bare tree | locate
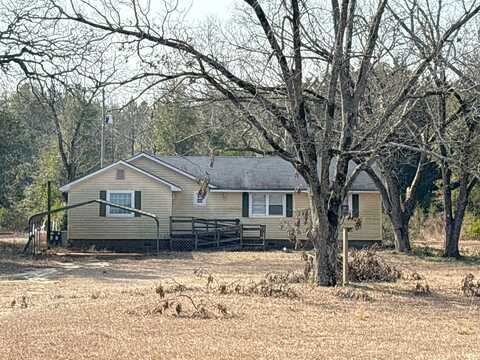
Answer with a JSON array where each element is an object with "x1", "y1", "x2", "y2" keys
[
  {"x1": 428, "y1": 81, "x2": 479, "y2": 258},
  {"x1": 383, "y1": 0, "x2": 480, "y2": 257},
  {"x1": 29, "y1": 79, "x2": 102, "y2": 182},
  {"x1": 43, "y1": 0, "x2": 480, "y2": 285}
]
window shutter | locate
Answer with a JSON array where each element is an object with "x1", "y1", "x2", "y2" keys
[
  {"x1": 242, "y1": 192, "x2": 249, "y2": 217},
  {"x1": 352, "y1": 194, "x2": 360, "y2": 217},
  {"x1": 286, "y1": 194, "x2": 293, "y2": 217},
  {"x1": 134, "y1": 191, "x2": 141, "y2": 217},
  {"x1": 99, "y1": 190, "x2": 107, "y2": 217}
]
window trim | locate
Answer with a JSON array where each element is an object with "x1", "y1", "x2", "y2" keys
[
  {"x1": 249, "y1": 193, "x2": 286, "y2": 218},
  {"x1": 106, "y1": 190, "x2": 135, "y2": 217},
  {"x1": 343, "y1": 192, "x2": 360, "y2": 217},
  {"x1": 351, "y1": 193, "x2": 360, "y2": 217}
]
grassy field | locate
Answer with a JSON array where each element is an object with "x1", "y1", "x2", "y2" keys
[{"x1": 1, "y1": 235, "x2": 480, "y2": 359}]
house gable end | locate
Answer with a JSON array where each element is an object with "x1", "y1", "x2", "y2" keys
[{"x1": 59, "y1": 161, "x2": 182, "y2": 192}]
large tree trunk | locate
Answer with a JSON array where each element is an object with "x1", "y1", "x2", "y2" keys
[
  {"x1": 391, "y1": 217, "x2": 411, "y2": 252},
  {"x1": 309, "y1": 190, "x2": 338, "y2": 286},
  {"x1": 382, "y1": 171, "x2": 413, "y2": 252},
  {"x1": 444, "y1": 221, "x2": 461, "y2": 258},
  {"x1": 443, "y1": 172, "x2": 470, "y2": 258},
  {"x1": 390, "y1": 206, "x2": 412, "y2": 252}
]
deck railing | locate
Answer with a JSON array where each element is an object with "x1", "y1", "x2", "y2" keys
[{"x1": 169, "y1": 216, "x2": 265, "y2": 250}]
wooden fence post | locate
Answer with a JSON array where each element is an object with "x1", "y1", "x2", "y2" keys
[
  {"x1": 239, "y1": 225, "x2": 243, "y2": 248},
  {"x1": 343, "y1": 227, "x2": 349, "y2": 286},
  {"x1": 46, "y1": 181, "x2": 51, "y2": 250}
]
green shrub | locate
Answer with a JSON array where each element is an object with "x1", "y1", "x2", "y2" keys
[{"x1": 463, "y1": 214, "x2": 480, "y2": 240}]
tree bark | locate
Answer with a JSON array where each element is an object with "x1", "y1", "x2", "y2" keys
[
  {"x1": 390, "y1": 211, "x2": 411, "y2": 252},
  {"x1": 443, "y1": 222, "x2": 461, "y2": 258},
  {"x1": 364, "y1": 163, "x2": 420, "y2": 253},
  {"x1": 309, "y1": 188, "x2": 338, "y2": 286},
  {"x1": 442, "y1": 169, "x2": 473, "y2": 258}
]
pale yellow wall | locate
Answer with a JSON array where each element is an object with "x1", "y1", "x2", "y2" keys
[
  {"x1": 67, "y1": 165, "x2": 172, "y2": 240},
  {"x1": 240, "y1": 192, "x2": 309, "y2": 239},
  {"x1": 346, "y1": 192, "x2": 383, "y2": 241},
  {"x1": 129, "y1": 156, "x2": 382, "y2": 241}
]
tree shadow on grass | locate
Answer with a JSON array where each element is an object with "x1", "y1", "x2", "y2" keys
[
  {"x1": 409, "y1": 245, "x2": 480, "y2": 265},
  {"x1": 350, "y1": 282, "x2": 474, "y2": 310}
]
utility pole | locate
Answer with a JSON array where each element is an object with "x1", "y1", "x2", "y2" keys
[
  {"x1": 100, "y1": 88, "x2": 105, "y2": 168},
  {"x1": 342, "y1": 227, "x2": 349, "y2": 286}
]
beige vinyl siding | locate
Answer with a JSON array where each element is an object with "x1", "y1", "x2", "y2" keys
[
  {"x1": 130, "y1": 156, "x2": 309, "y2": 239},
  {"x1": 67, "y1": 165, "x2": 172, "y2": 240},
  {"x1": 130, "y1": 156, "x2": 382, "y2": 241},
  {"x1": 346, "y1": 192, "x2": 383, "y2": 241},
  {"x1": 66, "y1": 156, "x2": 383, "y2": 242},
  {"x1": 130, "y1": 157, "x2": 242, "y2": 218},
  {"x1": 241, "y1": 192, "x2": 309, "y2": 239}
]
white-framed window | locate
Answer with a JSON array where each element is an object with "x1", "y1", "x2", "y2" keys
[
  {"x1": 107, "y1": 190, "x2": 135, "y2": 217},
  {"x1": 193, "y1": 191, "x2": 207, "y2": 206},
  {"x1": 342, "y1": 192, "x2": 360, "y2": 217},
  {"x1": 249, "y1": 193, "x2": 286, "y2": 217}
]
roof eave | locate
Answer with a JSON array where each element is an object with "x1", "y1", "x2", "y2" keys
[{"x1": 209, "y1": 189, "x2": 309, "y2": 193}]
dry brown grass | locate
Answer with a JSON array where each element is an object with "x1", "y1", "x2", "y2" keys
[{"x1": 1, "y1": 240, "x2": 480, "y2": 360}]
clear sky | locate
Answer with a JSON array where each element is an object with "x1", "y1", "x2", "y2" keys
[{"x1": 184, "y1": 0, "x2": 236, "y2": 19}]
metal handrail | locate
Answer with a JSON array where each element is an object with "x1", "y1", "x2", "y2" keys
[{"x1": 25, "y1": 199, "x2": 161, "y2": 255}]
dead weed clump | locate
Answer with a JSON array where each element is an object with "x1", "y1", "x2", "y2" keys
[
  {"x1": 461, "y1": 274, "x2": 480, "y2": 297},
  {"x1": 413, "y1": 282, "x2": 432, "y2": 296},
  {"x1": 133, "y1": 281, "x2": 232, "y2": 320},
  {"x1": 10, "y1": 295, "x2": 28, "y2": 309},
  {"x1": 344, "y1": 247, "x2": 401, "y2": 283},
  {"x1": 195, "y1": 268, "x2": 299, "y2": 299},
  {"x1": 265, "y1": 271, "x2": 305, "y2": 284},
  {"x1": 242, "y1": 279, "x2": 298, "y2": 298},
  {"x1": 403, "y1": 271, "x2": 424, "y2": 281},
  {"x1": 148, "y1": 294, "x2": 232, "y2": 320},
  {"x1": 334, "y1": 287, "x2": 372, "y2": 302},
  {"x1": 155, "y1": 280, "x2": 189, "y2": 298}
]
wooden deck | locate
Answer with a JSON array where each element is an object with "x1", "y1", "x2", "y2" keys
[{"x1": 169, "y1": 217, "x2": 266, "y2": 250}]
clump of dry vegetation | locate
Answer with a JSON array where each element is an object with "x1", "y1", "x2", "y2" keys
[
  {"x1": 10, "y1": 295, "x2": 28, "y2": 309},
  {"x1": 150, "y1": 293, "x2": 231, "y2": 319},
  {"x1": 413, "y1": 282, "x2": 432, "y2": 296},
  {"x1": 265, "y1": 271, "x2": 305, "y2": 284},
  {"x1": 301, "y1": 247, "x2": 401, "y2": 283},
  {"x1": 136, "y1": 268, "x2": 303, "y2": 320},
  {"x1": 130, "y1": 282, "x2": 232, "y2": 319},
  {"x1": 343, "y1": 247, "x2": 401, "y2": 282},
  {"x1": 334, "y1": 287, "x2": 372, "y2": 302},
  {"x1": 403, "y1": 271, "x2": 424, "y2": 281},
  {"x1": 461, "y1": 273, "x2": 480, "y2": 297},
  {"x1": 196, "y1": 268, "x2": 299, "y2": 299},
  {"x1": 155, "y1": 279, "x2": 189, "y2": 297}
]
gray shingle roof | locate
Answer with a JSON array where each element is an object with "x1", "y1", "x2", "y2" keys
[{"x1": 152, "y1": 155, "x2": 378, "y2": 191}]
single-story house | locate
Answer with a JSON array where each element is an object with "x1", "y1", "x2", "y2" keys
[{"x1": 59, "y1": 152, "x2": 382, "y2": 250}]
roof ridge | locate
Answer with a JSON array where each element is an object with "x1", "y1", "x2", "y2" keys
[
  {"x1": 126, "y1": 161, "x2": 181, "y2": 189},
  {"x1": 156, "y1": 155, "x2": 281, "y2": 159}
]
